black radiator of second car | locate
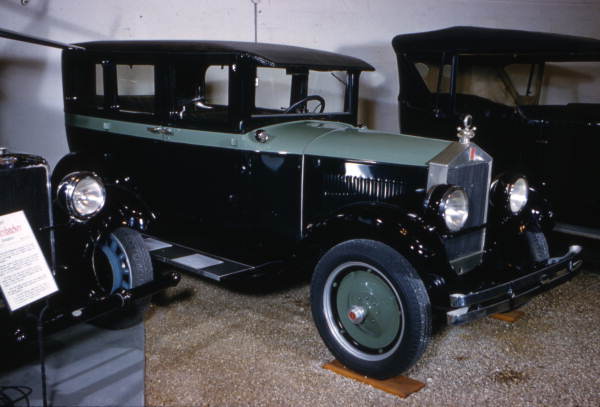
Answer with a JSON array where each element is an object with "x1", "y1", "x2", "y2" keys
[{"x1": 0, "y1": 151, "x2": 53, "y2": 265}]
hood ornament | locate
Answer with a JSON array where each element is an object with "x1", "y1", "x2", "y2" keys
[{"x1": 457, "y1": 115, "x2": 476, "y2": 145}]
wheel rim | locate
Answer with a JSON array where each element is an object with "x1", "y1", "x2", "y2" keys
[
  {"x1": 323, "y1": 261, "x2": 404, "y2": 361},
  {"x1": 99, "y1": 233, "x2": 133, "y2": 293}
]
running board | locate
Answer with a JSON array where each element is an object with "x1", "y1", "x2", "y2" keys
[
  {"x1": 554, "y1": 223, "x2": 600, "y2": 240},
  {"x1": 142, "y1": 236, "x2": 254, "y2": 281}
]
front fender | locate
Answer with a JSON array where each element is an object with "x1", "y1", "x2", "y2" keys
[
  {"x1": 302, "y1": 202, "x2": 451, "y2": 281},
  {"x1": 52, "y1": 152, "x2": 155, "y2": 233},
  {"x1": 52, "y1": 152, "x2": 155, "y2": 273}
]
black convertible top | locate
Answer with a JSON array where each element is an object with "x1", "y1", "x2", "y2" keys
[
  {"x1": 392, "y1": 26, "x2": 600, "y2": 56},
  {"x1": 75, "y1": 40, "x2": 374, "y2": 71}
]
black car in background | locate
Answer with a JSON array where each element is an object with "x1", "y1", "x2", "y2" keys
[
  {"x1": 393, "y1": 26, "x2": 600, "y2": 240},
  {"x1": 0, "y1": 28, "x2": 584, "y2": 379}
]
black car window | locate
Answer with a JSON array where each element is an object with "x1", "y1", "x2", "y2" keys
[
  {"x1": 116, "y1": 64, "x2": 155, "y2": 114},
  {"x1": 415, "y1": 62, "x2": 451, "y2": 94},
  {"x1": 174, "y1": 64, "x2": 230, "y2": 123},
  {"x1": 95, "y1": 63, "x2": 104, "y2": 109},
  {"x1": 455, "y1": 64, "x2": 515, "y2": 107},
  {"x1": 540, "y1": 61, "x2": 600, "y2": 105},
  {"x1": 308, "y1": 70, "x2": 347, "y2": 113}
]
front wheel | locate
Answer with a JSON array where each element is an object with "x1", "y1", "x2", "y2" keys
[
  {"x1": 91, "y1": 227, "x2": 154, "y2": 329},
  {"x1": 311, "y1": 239, "x2": 431, "y2": 379}
]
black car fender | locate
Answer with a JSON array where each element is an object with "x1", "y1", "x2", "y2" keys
[
  {"x1": 52, "y1": 152, "x2": 155, "y2": 269},
  {"x1": 301, "y1": 202, "x2": 452, "y2": 282}
]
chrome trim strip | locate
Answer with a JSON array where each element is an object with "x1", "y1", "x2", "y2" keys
[{"x1": 300, "y1": 154, "x2": 305, "y2": 238}]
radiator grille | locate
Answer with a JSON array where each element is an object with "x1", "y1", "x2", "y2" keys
[
  {"x1": 427, "y1": 142, "x2": 492, "y2": 272},
  {"x1": 324, "y1": 174, "x2": 405, "y2": 201},
  {"x1": 447, "y1": 161, "x2": 490, "y2": 229},
  {"x1": 0, "y1": 165, "x2": 52, "y2": 263}
]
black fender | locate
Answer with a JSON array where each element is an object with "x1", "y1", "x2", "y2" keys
[
  {"x1": 487, "y1": 180, "x2": 555, "y2": 268},
  {"x1": 51, "y1": 152, "x2": 156, "y2": 296},
  {"x1": 301, "y1": 202, "x2": 452, "y2": 284},
  {"x1": 52, "y1": 152, "x2": 156, "y2": 233}
]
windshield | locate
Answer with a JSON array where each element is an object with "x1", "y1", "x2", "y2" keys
[
  {"x1": 455, "y1": 60, "x2": 600, "y2": 107},
  {"x1": 252, "y1": 67, "x2": 349, "y2": 116},
  {"x1": 415, "y1": 58, "x2": 600, "y2": 108}
]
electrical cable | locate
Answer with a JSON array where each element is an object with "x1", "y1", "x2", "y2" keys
[{"x1": 36, "y1": 302, "x2": 49, "y2": 407}]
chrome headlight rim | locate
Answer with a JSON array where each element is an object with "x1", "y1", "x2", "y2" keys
[
  {"x1": 508, "y1": 177, "x2": 529, "y2": 214},
  {"x1": 426, "y1": 184, "x2": 470, "y2": 233},
  {"x1": 491, "y1": 173, "x2": 530, "y2": 216},
  {"x1": 57, "y1": 171, "x2": 106, "y2": 222}
]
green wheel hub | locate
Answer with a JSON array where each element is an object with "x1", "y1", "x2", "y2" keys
[
  {"x1": 324, "y1": 261, "x2": 404, "y2": 361},
  {"x1": 335, "y1": 269, "x2": 401, "y2": 350}
]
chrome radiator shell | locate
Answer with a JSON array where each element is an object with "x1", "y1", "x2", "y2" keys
[{"x1": 427, "y1": 142, "x2": 492, "y2": 273}]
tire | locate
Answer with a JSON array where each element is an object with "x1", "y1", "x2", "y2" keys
[
  {"x1": 311, "y1": 239, "x2": 431, "y2": 379},
  {"x1": 91, "y1": 227, "x2": 153, "y2": 329}
]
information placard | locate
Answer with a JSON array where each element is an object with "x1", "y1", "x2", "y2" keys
[{"x1": 0, "y1": 210, "x2": 58, "y2": 311}]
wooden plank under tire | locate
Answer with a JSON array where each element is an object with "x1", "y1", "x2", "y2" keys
[{"x1": 322, "y1": 360, "x2": 426, "y2": 398}]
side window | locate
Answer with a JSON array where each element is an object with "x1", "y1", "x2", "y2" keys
[
  {"x1": 255, "y1": 67, "x2": 290, "y2": 112},
  {"x1": 308, "y1": 71, "x2": 347, "y2": 113},
  {"x1": 253, "y1": 67, "x2": 349, "y2": 115},
  {"x1": 455, "y1": 64, "x2": 515, "y2": 106},
  {"x1": 415, "y1": 62, "x2": 451, "y2": 93},
  {"x1": 174, "y1": 64, "x2": 230, "y2": 123},
  {"x1": 116, "y1": 64, "x2": 155, "y2": 114},
  {"x1": 94, "y1": 63, "x2": 105, "y2": 110}
]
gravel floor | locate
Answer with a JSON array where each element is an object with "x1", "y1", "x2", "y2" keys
[{"x1": 145, "y1": 268, "x2": 600, "y2": 406}]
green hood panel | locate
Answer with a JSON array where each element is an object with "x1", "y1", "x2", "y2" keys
[
  {"x1": 66, "y1": 115, "x2": 451, "y2": 167},
  {"x1": 249, "y1": 121, "x2": 452, "y2": 167},
  {"x1": 240, "y1": 120, "x2": 353, "y2": 155}
]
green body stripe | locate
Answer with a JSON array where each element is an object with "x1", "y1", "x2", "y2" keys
[{"x1": 66, "y1": 114, "x2": 451, "y2": 166}]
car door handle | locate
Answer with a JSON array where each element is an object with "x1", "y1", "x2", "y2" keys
[
  {"x1": 160, "y1": 127, "x2": 173, "y2": 136},
  {"x1": 147, "y1": 127, "x2": 162, "y2": 134}
]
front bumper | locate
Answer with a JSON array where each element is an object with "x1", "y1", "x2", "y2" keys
[{"x1": 447, "y1": 246, "x2": 583, "y2": 325}]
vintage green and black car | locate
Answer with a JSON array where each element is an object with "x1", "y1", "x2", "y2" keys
[{"x1": 0, "y1": 29, "x2": 579, "y2": 378}]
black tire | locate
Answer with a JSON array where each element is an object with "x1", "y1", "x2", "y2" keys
[
  {"x1": 311, "y1": 239, "x2": 431, "y2": 379},
  {"x1": 91, "y1": 227, "x2": 153, "y2": 329}
]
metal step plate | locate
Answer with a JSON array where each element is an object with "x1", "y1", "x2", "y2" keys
[{"x1": 143, "y1": 236, "x2": 254, "y2": 281}]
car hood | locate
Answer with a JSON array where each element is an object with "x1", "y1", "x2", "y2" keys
[{"x1": 244, "y1": 120, "x2": 452, "y2": 167}]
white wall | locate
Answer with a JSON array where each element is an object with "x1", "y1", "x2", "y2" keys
[{"x1": 1, "y1": 0, "x2": 599, "y2": 167}]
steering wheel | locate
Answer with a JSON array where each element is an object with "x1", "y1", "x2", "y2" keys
[{"x1": 284, "y1": 95, "x2": 325, "y2": 114}]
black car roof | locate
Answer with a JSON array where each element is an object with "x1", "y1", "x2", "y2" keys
[
  {"x1": 392, "y1": 26, "x2": 600, "y2": 56},
  {"x1": 74, "y1": 40, "x2": 375, "y2": 71}
]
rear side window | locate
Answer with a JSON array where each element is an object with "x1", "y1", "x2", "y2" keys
[
  {"x1": 173, "y1": 64, "x2": 230, "y2": 124},
  {"x1": 116, "y1": 64, "x2": 155, "y2": 114}
]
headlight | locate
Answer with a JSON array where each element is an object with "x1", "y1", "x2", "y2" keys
[
  {"x1": 508, "y1": 177, "x2": 528, "y2": 214},
  {"x1": 441, "y1": 187, "x2": 469, "y2": 232},
  {"x1": 427, "y1": 185, "x2": 470, "y2": 232},
  {"x1": 58, "y1": 172, "x2": 106, "y2": 221},
  {"x1": 491, "y1": 174, "x2": 529, "y2": 215}
]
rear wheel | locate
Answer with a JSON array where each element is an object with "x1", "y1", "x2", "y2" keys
[
  {"x1": 92, "y1": 227, "x2": 153, "y2": 329},
  {"x1": 311, "y1": 239, "x2": 431, "y2": 379}
]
